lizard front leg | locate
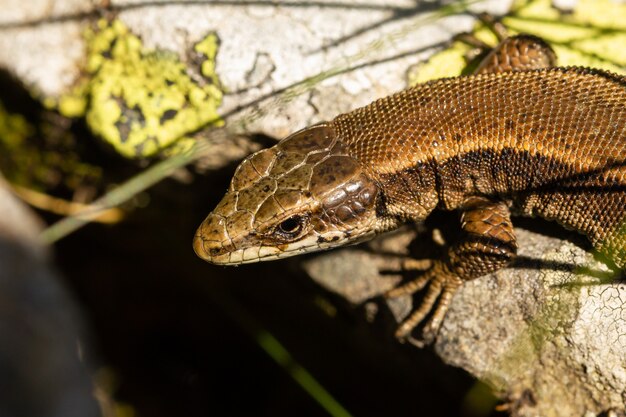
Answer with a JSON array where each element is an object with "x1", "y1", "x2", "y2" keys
[{"x1": 387, "y1": 197, "x2": 517, "y2": 344}]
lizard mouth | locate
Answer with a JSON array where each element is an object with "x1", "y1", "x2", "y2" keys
[
  {"x1": 192, "y1": 232, "x2": 319, "y2": 265},
  {"x1": 193, "y1": 227, "x2": 378, "y2": 265},
  {"x1": 192, "y1": 235, "x2": 282, "y2": 265}
]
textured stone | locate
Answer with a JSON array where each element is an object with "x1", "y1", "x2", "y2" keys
[{"x1": 304, "y1": 225, "x2": 626, "y2": 417}]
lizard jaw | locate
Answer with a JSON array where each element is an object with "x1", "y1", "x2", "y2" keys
[{"x1": 193, "y1": 228, "x2": 378, "y2": 265}]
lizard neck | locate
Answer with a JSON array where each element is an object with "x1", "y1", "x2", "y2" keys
[{"x1": 369, "y1": 161, "x2": 440, "y2": 222}]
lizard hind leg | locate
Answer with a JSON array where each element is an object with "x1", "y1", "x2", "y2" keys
[
  {"x1": 387, "y1": 197, "x2": 518, "y2": 345},
  {"x1": 455, "y1": 13, "x2": 556, "y2": 75},
  {"x1": 473, "y1": 33, "x2": 557, "y2": 74}
]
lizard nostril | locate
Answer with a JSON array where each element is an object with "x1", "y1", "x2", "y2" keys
[
  {"x1": 193, "y1": 236, "x2": 211, "y2": 261},
  {"x1": 193, "y1": 236, "x2": 227, "y2": 261}
]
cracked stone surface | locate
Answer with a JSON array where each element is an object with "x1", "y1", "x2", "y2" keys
[
  {"x1": 0, "y1": 0, "x2": 91, "y2": 97},
  {"x1": 0, "y1": 0, "x2": 510, "y2": 138},
  {"x1": 304, "y1": 226, "x2": 626, "y2": 417}
]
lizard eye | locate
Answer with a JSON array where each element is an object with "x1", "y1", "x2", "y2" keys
[{"x1": 275, "y1": 215, "x2": 308, "y2": 239}]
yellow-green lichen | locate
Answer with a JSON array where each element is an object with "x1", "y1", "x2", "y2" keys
[
  {"x1": 409, "y1": 0, "x2": 626, "y2": 85},
  {"x1": 194, "y1": 34, "x2": 221, "y2": 81},
  {"x1": 60, "y1": 19, "x2": 223, "y2": 159}
]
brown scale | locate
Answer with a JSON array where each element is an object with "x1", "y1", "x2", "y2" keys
[
  {"x1": 195, "y1": 34, "x2": 625, "y2": 344},
  {"x1": 329, "y1": 35, "x2": 625, "y2": 342}
]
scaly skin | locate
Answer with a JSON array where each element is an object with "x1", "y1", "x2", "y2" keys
[{"x1": 193, "y1": 35, "x2": 626, "y2": 343}]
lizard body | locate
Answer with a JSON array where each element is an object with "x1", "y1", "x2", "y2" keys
[{"x1": 194, "y1": 35, "x2": 625, "y2": 342}]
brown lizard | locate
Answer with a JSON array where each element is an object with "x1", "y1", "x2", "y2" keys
[{"x1": 193, "y1": 33, "x2": 626, "y2": 343}]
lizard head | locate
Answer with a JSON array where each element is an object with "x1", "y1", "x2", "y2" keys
[{"x1": 193, "y1": 123, "x2": 386, "y2": 264}]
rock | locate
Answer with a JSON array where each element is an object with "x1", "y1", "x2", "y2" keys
[
  {"x1": 0, "y1": 177, "x2": 98, "y2": 417},
  {"x1": 304, "y1": 224, "x2": 626, "y2": 417},
  {"x1": 0, "y1": 0, "x2": 510, "y2": 162}
]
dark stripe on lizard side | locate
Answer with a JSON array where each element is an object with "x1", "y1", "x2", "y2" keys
[
  {"x1": 374, "y1": 148, "x2": 626, "y2": 266},
  {"x1": 377, "y1": 149, "x2": 626, "y2": 202}
]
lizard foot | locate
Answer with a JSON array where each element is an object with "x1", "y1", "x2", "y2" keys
[{"x1": 386, "y1": 260, "x2": 463, "y2": 346}]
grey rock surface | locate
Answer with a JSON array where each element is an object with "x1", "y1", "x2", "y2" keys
[
  {"x1": 0, "y1": 0, "x2": 91, "y2": 97},
  {"x1": 0, "y1": 0, "x2": 505, "y2": 171},
  {"x1": 304, "y1": 226, "x2": 626, "y2": 417},
  {"x1": 0, "y1": 0, "x2": 510, "y2": 139}
]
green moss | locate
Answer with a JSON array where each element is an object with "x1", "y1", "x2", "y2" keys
[
  {"x1": 0, "y1": 99, "x2": 101, "y2": 190},
  {"x1": 59, "y1": 19, "x2": 224, "y2": 159},
  {"x1": 0, "y1": 101, "x2": 34, "y2": 148}
]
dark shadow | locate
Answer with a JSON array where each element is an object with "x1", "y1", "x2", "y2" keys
[
  {"x1": 0, "y1": 68, "x2": 44, "y2": 118},
  {"x1": 358, "y1": 204, "x2": 623, "y2": 299}
]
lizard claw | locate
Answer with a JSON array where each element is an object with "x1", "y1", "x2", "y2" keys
[{"x1": 386, "y1": 260, "x2": 463, "y2": 344}]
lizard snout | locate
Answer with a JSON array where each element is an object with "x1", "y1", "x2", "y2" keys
[
  {"x1": 193, "y1": 213, "x2": 234, "y2": 263},
  {"x1": 192, "y1": 234, "x2": 211, "y2": 261}
]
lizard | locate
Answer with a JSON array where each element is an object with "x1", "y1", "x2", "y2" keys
[{"x1": 193, "y1": 32, "x2": 626, "y2": 344}]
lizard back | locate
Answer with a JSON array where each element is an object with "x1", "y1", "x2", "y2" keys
[{"x1": 331, "y1": 67, "x2": 626, "y2": 266}]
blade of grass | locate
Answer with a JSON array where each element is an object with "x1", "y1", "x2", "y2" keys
[
  {"x1": 257, "y1": 330, "x2": 353, "y2": 417},
  {"x1": 40, "y1": 0, "x2": 481, "y2": 244},
  {"x1": 204, "y1": 284, "x2": 354, "y2": 417},
  {"x1": 40, "y1": 141, "x2": 202, "y2": 244}
]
